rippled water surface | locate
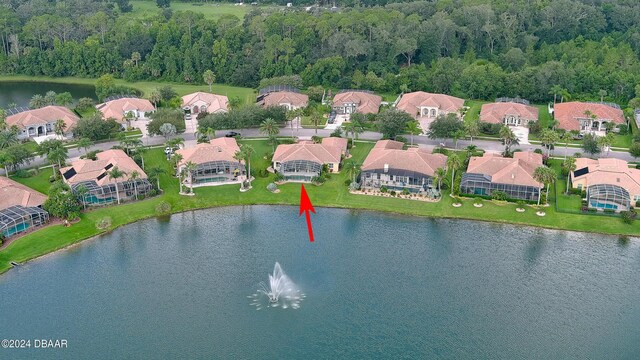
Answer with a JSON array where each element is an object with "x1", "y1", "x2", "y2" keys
[{"x1": 1, "y1": 206, "x2": 639, "y2": 359}]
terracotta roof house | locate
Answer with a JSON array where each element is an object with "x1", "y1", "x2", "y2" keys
[
  {"x1": 397, "y1": 92, "x2": 464, "y2": 119},
  {"x1": 257, "y1": 91, "x2": 309, "y2": 110},
  {"x1": 60, "y1": 149, "x2": 152, "y2": 206},
  {"x1": 332, "y1": 91, "x2": 382, "y2": 115},
  {"x1": 5, "y1": 106, "x2": 80, "y2": 139},
  {"x1": 360, "y1": 140, "x2": 447, "y2": 193},
  {"x1": 571, "y1": 158, "x2": 640, "y2": 212},
  {"x1": 96, "y1": 97, "x2": 155, "y2": 123},
  {"x1": 175, "y1": 137, "x2": 246, "y2": 187},
  {"x1": 460, "y1": 152, "x2": 543, "y2": 201},
  {"x1": 181, "y1": 92, "x2": 229, "y2": 115},
  {"x1": 0, "y1": 177, "x2": 49, "y2": 237},
  {"x1": 480, "y1": 101, "x2": 538, "y2": 127},
  {"x1": 553, "y1": 102, "x2": 624, "y2": 134},
  {"x1": 272, "y1": 138, "x2": 346, "y2": 182}
]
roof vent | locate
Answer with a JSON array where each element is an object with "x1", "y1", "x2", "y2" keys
[
  {"x1": 617, "y1": 178, "x2": 620, "y2": 182},
  {"x1": 384, "y1": 164, "x2": 389, "y2": 173}
]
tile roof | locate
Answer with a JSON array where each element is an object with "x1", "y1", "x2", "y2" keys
[
  {"x1": 5, "y1": 106, "x2": 80, "y2": 131},
  {"x1": 181, "y1": 92, "x2": 229, "y2": 113},
  {"x1": 333, "y1": 91, "x2": 382, "y2": 114},
  {"x1": 396, "y1": 92, "x2": 464, "y2": 117},
  {"x1": 554, "y1": 102, "x2": 624, "y2": 131},
  {"x1": 572, "y1": 158, "x2": 640, "y2": 195},
  {"x1": 466, "y1": 152, "x2": 543, "y2": 188},
  {"x1": 0, "y1": 177, "x2": 47, "y2": 210},
  {"x1": 480, "y1": 102, "x2": 538, "y2": 124},
  {"x1": 96, "y1": 98, "x2": 155, "y2": 121},
  {"x1": 320, "y1": 137, "x2": 348, "y2": 154},
  {"x1": 60, "y1": 149, "x2": 147, "y2": 186},
  {"x1": 175, "y1": 137, "x2": 241, "y2": 167},
  {"x1": 362, "y1": 140, "x2": 447, "y2": 177},
  {"x1": 273, "y1": 141, "x2": 343, "y2": 164},
  {"x1": 259, "y1": 91, "x2": 308, "y2": 108}
]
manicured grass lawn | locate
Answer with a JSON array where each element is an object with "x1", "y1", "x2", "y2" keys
[
  {"x1": 300, "y1": 115, "x2": 327, "y2": 128},
  {"x1": 128, "y1": 1, "x2": 261, "y2": 21},
  {"x1": 463, "y1": 100, "x2": 487, "y2": 123},
  {"x1": 4, "y1": 139, "x2": 640, "y2": 274},
  {"x1": 0, "y1": 75, "x2": 256, "y2": 106},
  {"x1": 11, "y1": 169, "x2": 53, "y2": 194}
]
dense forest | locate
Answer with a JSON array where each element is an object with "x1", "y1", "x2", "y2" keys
[{"x1": 2, "y1": 0, "x2": 640, "y2": 105}]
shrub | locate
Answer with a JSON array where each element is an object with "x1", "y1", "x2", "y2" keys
[
  {"x1": 402, "y1": 188, "x2": 410, "y2": 195},
  {"x1": 474, "y1": 197, "x2": 483, "y2": 205},
  {"x1": 479, "y1": 122, "x2": 502, "y2": 135},
  {"x1": 516, "y1": 200, "x2": 526, "y2": 207},
  {"x1": 274, "y1": 173, "x2": 284, "y2": 182},
  {"x1": 95, "y1": 217, "x2": 112, "y2": 230},
  {"x1": 147, "y1": 189, "x2": 158, "y2": 197},
  {"x1": 344, "y1": 179, "x2": 352, "y2": 186},
  {"x1": 330, "y1": 128, "x2": 343, "y2": 137},
  {"x1": 603, "y1": 208, "x2": 615, "y2": 214},
  {"x1": 380, "y1": 186, "x2": 388, "y2": 193},
  {"x1": 311, "y1": 135, "x2": 322, "y2": 143},
  {"x1": 539, "y1": 193, "x2": 547, "y2": 204},
  {"x1": 155, "y1": 201, "x2": 171, "y2": 216},
  {"x1": 349, "y1": 182, "x2": 361, "y2": 191},
  {"x1": 267, "y1": 183, "x2": 278, "y2": 192},
  {"x1": 257, "y1": 169, "x2": 269, "y2": 178},
  {"x1": 13, "y1": 169, "x2": 31, "y2": 178},
  {"x1": 636, "y1": 200, "x2": 640, "y2": 208},
  {"x1": 389, "y1": 190, "x2": 397, "y2": 196},
  {"x1": 394, "y1": 136, "x2": 408, "y2": 143},
  {"x1": 491, "y1": 190, "x2": 508, "y2": 201},
  {"x1": 533, "y1": 149, "x2": 543, "y2": 154},
  {"x1": 621, "y1": 210, "x2": 636, "y2": 224},
  {"x1": 618, "y1": 125, "x2": 629, "y2": 135},
  {"x1": 85, "y1": 150, "x2": 99, "y2": 160},
  {"x1": 568, "y1": 187, "x2": 582, "y2": 195}
]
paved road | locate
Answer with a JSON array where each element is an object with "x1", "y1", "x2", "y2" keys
[{"x1": 3, "y1": 123, "x2": 635, "y2": 176}]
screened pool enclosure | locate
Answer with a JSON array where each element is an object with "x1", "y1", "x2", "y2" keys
[
  {"x1": 0, "y1": 205, "x2": 49, "y2": 238},
  {"x1": 586, "y1": 184, "x2": 631, "y2": 211},
  {"x1": 72, "y1": 179, "x2": 153, "y2": 206},
  {"x1": 188, "y1": 160, "x2": 245, "y2": 185},
  {"x1": 460, "y1": 173, "x2": 540, "y2": 201},
  {"x1": 277, "y1": 160, "x2": 323, "y2": 182}
]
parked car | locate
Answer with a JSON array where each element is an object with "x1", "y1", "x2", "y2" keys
[
  {"x1": 572, "y1": 133, "x2": 584, "y2": 140},
  {"x1": 225, "y1": 131, "x2": 241, "y2": 138}
]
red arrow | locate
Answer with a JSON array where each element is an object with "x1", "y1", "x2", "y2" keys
[{"x1": 299, "y1": 184, "x2": 316, "y2": 242}]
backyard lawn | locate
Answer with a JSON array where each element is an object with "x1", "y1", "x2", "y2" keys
[
  {"x1": 5, "y1": 139, "x2": 640, "y2": 274},
  {"x1": 128, "y1": 1, "x2": 267, "y2": 21}
]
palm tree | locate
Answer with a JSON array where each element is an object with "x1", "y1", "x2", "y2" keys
[
  {"x1": 184, "y1": 161, "x2": 198, "y2": 194},
  {"x1": 465, "y1": 121, "x2": 480, "y2": 143},
  {"x1": 147, "y1": 166, "x2": 166, "y2": 191},
  {"x1": 75, "y1": 184, "x2": 88, "y2": 210},
  {"x1": 204, "y1": 127, "x2": 216, "y2": 141},
  {"x1": 259, "y1": 118, "x2": 280, "y2": 151},
  {"x1": 533, "y1": 166, "x2": 556, "y2": 205},
  {"x1": 405, "y1": 120, "x2": 421, "y2": 146},
  {"x1": 108, "y1": 166, "x2": 126, "y2": 204},
  {"x1": 539, "y1": 129, "x2": 559, "y2": 156},
  {"x1": 465, "y1": 145, "x2": 478, "y2": 158},
  {"x1": 123, "y1": 111, "x2": 135, "y2": 129},
  {"x1": 434, "y1": 167, "x2": 446, "y2": 191},
  {"x1": 310, "y1": 110, "x2": 323, "y2": 134},
  {"x1": 77, "y1": 137, "x2": 93, "y2": 156},
  {"x1": 499, "y1": 126, "x2": 518, "y2": 154},
  {"x1": 0, "y1": 128, "x2": 19, "y2": 149},
  {"x1": 130, "y1": 170, "x2": 140, "y2": 200},
  {"x1": 170, "y1": 153, "x2": 183, "y2": 173},
  {"x1": 203, "y1": 69, "x2": 216, "y2": 92},
  {"x1": 343, "y1": 160, "x2": 360, "y2": 183},
  {"x1": 236, "y1": 144, "x2": 254, "y2": 188},
  {"x1": 447, "y1": 154, "x2": 462, "y2": 192},
  {"x1": 563, "y1": 157, "x2": 576, "y2": 194},
  {"x1": 54, "y1": 119, "x2": 67, "y2": 136},
  {"x1": 452, "y1": 129, "x2": 466, "y2": 149},
  {"x1": 549, "y1": 85, "x2": 562, "y2": 105},
  {"x1": 149, "y1": 90, "x2": 161, "y2": 108},
  {"x1": 47, "y1": 147, "x2": 68, "y2": 176},
  {"x1": 598, "y1": 89, "x2": 607, "y2": 102},
  {"x1": 598, "y1": 133, "x2": 615, "y2": 156},
  {"x1": 133, "y1": 143, "x2": 147, "y2": 169}
]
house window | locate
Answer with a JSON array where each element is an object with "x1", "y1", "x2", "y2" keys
[
  {"x1": 328, "y1": 163, "x2": 334, "y2": 171},
  {"x1": 577, "y1": 184, "x2": 582, "y2": 189}
]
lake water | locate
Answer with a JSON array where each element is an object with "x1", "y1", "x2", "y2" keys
[
  {"x1": 0, "y1": 81, "x2": 96, "y2": 108},
  {"x1": 0, "y1": 206, "x2": 639, "y2": 359}
]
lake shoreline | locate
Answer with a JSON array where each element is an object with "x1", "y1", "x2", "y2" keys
[{"x1": 2, "y1": 201, "x2": 635, "y2": 276}]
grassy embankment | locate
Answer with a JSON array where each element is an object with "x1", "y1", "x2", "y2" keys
[{"x1": 3, "y1": 139, "x2": 640, "y2": 274}]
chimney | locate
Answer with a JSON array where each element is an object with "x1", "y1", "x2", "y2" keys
[{"x1": 384, "y1": 164, "x2": 389, "y2": 173}]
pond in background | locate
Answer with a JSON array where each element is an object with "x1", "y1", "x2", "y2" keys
[
  {"x1": 0, "y1": 81, "x2": 96, "y2": 108},
  {"x1": 0, "y1": 206, "x2": 639, "y2": 359}
]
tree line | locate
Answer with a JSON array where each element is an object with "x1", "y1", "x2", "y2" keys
[{"x1": 1, "y1": 1, "x2": 640, "y2": 105}]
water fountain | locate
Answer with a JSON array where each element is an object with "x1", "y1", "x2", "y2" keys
[{"x1": 248, "y1": 262, "x2": 305, "y2": 310}]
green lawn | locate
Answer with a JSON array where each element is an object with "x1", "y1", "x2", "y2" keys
[
  {"x1": 300, "y1": 115, "x2": 327, "y2": 128},
  {"x1": 11, "y1": 169, "x2": 53, "y2": 194},
  {"x1": 0, "y1": 75, "x2": 256, "y2": 106},
  {"x1": 463, "y1": 100, "x2": 487, "y2": 123},
  {"x1": 5, "y1": 138, "x2": 640, "y2": 274},
  {"x1": 128, "y1": 1, "x2": 261, "y2": 21}
]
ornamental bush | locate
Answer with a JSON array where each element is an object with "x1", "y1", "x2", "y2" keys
[
  {"x1": 155, "y1": 201, "x2": 171, "y2": 216},
  {"x1": 267, "y1": 183, "x2": 278, "y2": 192},
  {"x1": 95, "y1": 217, "x2": 112, "y2": 230}
]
